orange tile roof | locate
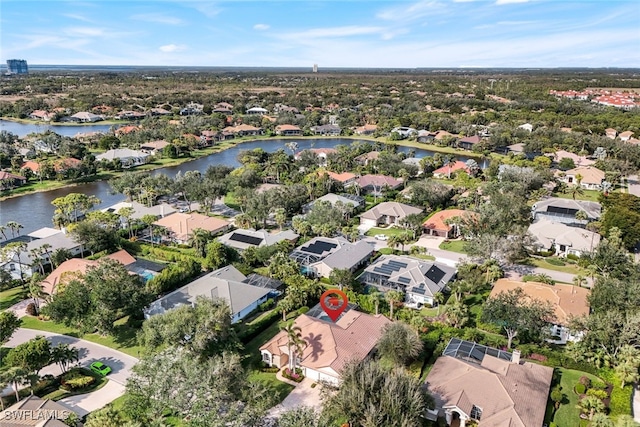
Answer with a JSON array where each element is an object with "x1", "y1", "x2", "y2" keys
[
  {"x1": 433, "y1": 161, "x2": 469, "y2": 176},
  {"x1": 42, "y1": 258, "x2": 96, "y2": 294},
  {"x1": 105, "y1": 249, "x2": 136, "y2": 266},
  {"x1": 423, "y1": 209, "x2": 475, "y2": 233},
  {"x1": 326, "y1": 171, "x2": 357, "y2": 182},
  {"x1": 490, "y1": 279, "x2": 590, "y2": 325},
  {"x1": 153, "y1": 213, "x2": 229, "y2": 241}
]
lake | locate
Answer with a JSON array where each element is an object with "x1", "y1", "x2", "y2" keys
[{"x1": 0, "y1": 119, "x2": 115, "y2": 138}]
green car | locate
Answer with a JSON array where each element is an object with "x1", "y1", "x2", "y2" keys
[{"x1": 90, "y1": 361, "x2": 112, "y2": 376}]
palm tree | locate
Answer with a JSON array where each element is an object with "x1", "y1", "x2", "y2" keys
[
  {"x1": 573, "y1": 274, "x2": 587, "y2": 288},
  {"x1": 29, "y1": 248, "x2": 45, "y2": 274},
  {"x1": 446, "y1": 300, "x2": 469, "y2": 328},
  {"x1": 5, "y1": 221, "x2": 21, "y2": 238},
  {"x1": 385, "y1": 290, "x2": 404, "y2": 320},
  {"x1": 590, "y1": 413, "x2": 613, "y2": 427},
  {"x1": 433, "y1": 291, "x2": 445, "y2": 315},
  {"x1": 3, "y1": 367, "x2": 26, "y2": 403},
  {"x1": 28, "y1": 274, "x2": 46, "y2": 315},
  {"x1": 6, "y1": 242, "x2": 27, "y2": 284},
  {"x1": 386, "y1": 234, "x2": 402, "y2": 253},
  {"x1": 39, "y1": 243, "x2": 53, "y2": 269},
  {"x1": 117, "y1": 206, "x2": 135, "y2": 238},
  {"x1": 0, "y1": 225, "x2": 7, "y2": 241},
  {"x1": 283, "y1": 323, "x2": 306, "y2": 372},
  {"x1": 51, "y1": 343, "x2": 80, "y2": 374},
  {"x1": 571, "y1": 185, "x2": 585, "y2": 200},
  {"x1": 188, "y1": 228, "x2": 213, "y2": 258},
  {"x1": 273, "y1": 207, "x2": 287, "y2": 230},
  {"x1": 577, "y1": 395, "x2": 605, "y2": 420},
  {"x1": 615, "y1": 361, "x2": 639, "y2": 388},
  {"x1": 367, "y1": 289, "x2": 382, "y2": 315}
]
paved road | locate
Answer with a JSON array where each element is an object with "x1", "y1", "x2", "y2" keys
[
  {"x1": 627, "y1": 175, "x2": 640, "y2": 197},
  {"x1": 2, "y1": 328, "x2": 138, "y2": 414}
]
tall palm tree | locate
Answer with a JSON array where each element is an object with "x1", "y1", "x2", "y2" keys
[
  {"x1": 39, "y1": 243, "x2": 53, "y2": 269},
  {"x1": 433, "y1": 292, "x2": 445, "y2": 315},
  {"x1": 29, "y1": 248, "x2": 45, "y2": 274},
  {"x1": 446, "y1": 300, "x2": 469, "y2": 328},
  {"x1": 0, "y1": 225, "x2": 7, "y2": 241},
  {"x1": 283, "y1": 323, "x2": 306, "y2": 372},
  {"x1": 28, "y1": 273, "x2": 46, "y2": 315},
  {"x1": 188, "y1": 228, "x2": 212, "y2": 258},
  {"x1": 5, "y1": 221, "x2": 21, "y2": 238},
  {"x1": 367, "y1": 289, "x2": 382, "y2": 315},
  {"x1": 51, "y1": 343, "x2": 80, "y2": 374},
  {"x1": 2, "y1": 367, "x2": 26, "y2": 403},
  {"x1": 385, "y1": 290, "x2": 404, "y2": 320}
]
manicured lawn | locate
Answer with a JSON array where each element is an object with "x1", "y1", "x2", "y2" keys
[
  {"x1": 528, "y1": 258, "x2": 584, "y2": 275},
  {"x1": 0, "y1": 286, "x2": 28, "y2": 310},
  {"x1": 365, "y1": 227, "x2": 408, "y2": 237},
  {"x1": 248, "y1": 370, "x2": 295, "y2": 404},
  {"x1": 552, "y1": 190, "x2": 602, "y2": 203},
  {"x1": 224, "y1": 192, "x2": 241, "y2": 211},
  {"x1": 551, "y1": 368, "x2": 600, "y2": 427},
  {"x1": 20, "y1": 316, "x2": 144, "y2": 358},
  {"x1": 438, "y1": 240, "x2": 468, "y2": 254}
]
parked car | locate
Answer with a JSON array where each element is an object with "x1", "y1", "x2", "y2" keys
[
  {"x1": 374, "y1": 234, "x2": 388, "y2": 241},
  {"x1": 90, "y1": 361, "x2": 112, "y2": 376}
]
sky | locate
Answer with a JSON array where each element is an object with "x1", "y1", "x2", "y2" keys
[{"x1": 1, "y1": 0, "x2": 639, "y2": 68}]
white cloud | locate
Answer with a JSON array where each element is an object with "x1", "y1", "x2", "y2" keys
[
  {"x1": 189, "y1": 2, "x2": 222, "y2": 18},
  {"x1": 63, "y1": 27, "x2": 106, "y2": 37},
  {"x1": 253, "y1": 24, "x2": 270, "y2": 31},
  {"x1": 495, "y1": 0, "x2": 530, "y2": 5},
  {"x1": 131, "y1": 13, "x2": 184, "y2": 25},
  {"x1": 278, "y1": 26, "x2": 385, "y2": 41},
  {"x1": 377, "y1": 1, "x2": 448, "y2": 22},
  {"x1": 62, "y1": 13, "x2": 93, "y2": 23},
  {"x1": 159, "y1": 44, "x2": 187, "y2": 52}
]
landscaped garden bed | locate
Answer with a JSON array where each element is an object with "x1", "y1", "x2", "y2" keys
[{"x1": 282, "y1": 367, "x2": 304, "y2": 382}]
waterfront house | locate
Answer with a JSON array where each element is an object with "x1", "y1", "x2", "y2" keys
[{"x1": 96, "y1": 148, "x2": 150, "y2": 168}]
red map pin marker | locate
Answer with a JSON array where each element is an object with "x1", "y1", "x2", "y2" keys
[{"x1": 320, "y1": 289, "x2": 348, "y2": 322}]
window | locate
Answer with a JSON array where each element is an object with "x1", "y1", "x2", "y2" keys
[
  {"x1": 470, "y1": 405, "x2": 482, "y2": 421},
  {"x1": 262, "y1": 353, "x2": 271, "y2": 363}
]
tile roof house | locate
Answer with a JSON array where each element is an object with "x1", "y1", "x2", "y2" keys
[
  {"x1": 140, "y1": 140, "x2": 170, "y2": 155},
  {"x1": 69, "y1": 111, "x2": 104, "y2": 122},
  {"x1": 531, "y1": 198, "x2": 601, "y2": 226},
  {"x1": 96, "y1": 148, "x2": 149, "y2": 168},
  {"x1": 354, "y1": 151, "x2": 380, "y2": 166},
  {"x1": 359, "y1": 255, "x2": 456, "y2": 307},
  {"x1": 619, "y1": 130, "x2": 634, "y2": 141},
  {"x1": 605, "y1": 128, "x2": 618, "y2": 139},
  {"x1": 246, "y1": 107, "x2": 268, "y2": 115},
  {"x1": 432, "y1": 161, "x2": 470, "y2": 179},
  {"x1": 490, "y1": 279, "x2": 590, "y2": 343},
  {"x1": 360, "y1": 201, "x2": 423, "y2": 228},
  {"x1": 260, "y1": 310, "x2": 391, "y2": 385},
  {"x1": 217, "y1": 228, "x2": 299, "y2": 251},
  {"x1": 153, "y1": 212, "x2": 231, "y2": 244},
  {"x1": 290, "y1": 236, "x2": 375, "y2": 278},
  {"x1": 551, "y1": 150, "x2": 595, "y2": 167},
  {"x1": 275, "y1": 124, "x2": 302, "y2": 136},
  {"x1": 560, "y1": 166, "x2": 605, "y2": 190},
  {"x1": 353, "y1": 124, "x2": 377, "y2": 135},
  {"x1": 457, "y1": 135, "x2": 482, "y2": 150},
  {"x1": 102, "y1": 201, "x2": 177, "y2": 222},
  {"x1": 0, "y1": 395, "x2": 79, "y2": 427},
  {"x1": 311, "y1": 124, "x2": 341, "y2": 135},
  {"x1": 528, "y1": 219, "x2": 600, "y2": 257},
  {"x1": 144, "y1": 265, "x2": 270, "y2": 323},
  {"x1": 424, "y1": 339, "x2": 553, "y2": 427},
  {"x1": 324, "y1": 171, "x2": 358, "y2": 187},
  {"x1": 0, "y1": 171, "x2": 27, "y2": 189},
  {"x1": 356, "y1": 174, "x2": 403, "y2": 196},
  {"x1": 223, "y1": 124, "x2": 264, "y2": 136},
  {"x1": 303, "y1": 193, "x2": 364, "y2": 213},
  {"x1": 29, "y1": 109, "x2": 54, "y2": 121},
  {"x1": 423, "y1": 209, "x2": 477, "y2": 238}
]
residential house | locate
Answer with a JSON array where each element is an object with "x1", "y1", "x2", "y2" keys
[
  {"x1": 528, "y1": 219, "x2": 600, "y2": 257},
  {"x1": 324, "y1": 171, "x2": 358, "y2": 187},
  {"x1": 223, "y1": 124, "x2": 264, "y2": 137},
  {"x1": 356, "y1": 174, "x2": 403, "y2": 196},
  {"x1": 424, "y1": 338, "x2": 553, "y2": 426},
  {"x1": 140, "y1": 140, "x2": 170, "y2": 155},
  {"x1": 96, "y1": 148, "x2": 150, "y2": 168},
  {"x1": 115, "y1": 125, "x2": 140, "y2": 136},
  {"x1": 353, "y1": 124, "x2": 377, "y2": 135},
  {"x1": 102, "y1": 201, "x2": 177, "y2": 223},
  {"x1": 561, "y1": 166, "x2": 605, "y2": 190},
  {"x1": 619, "y1": 131, "x2": 634, "y2": 142},
  {"x1": 144, "y1": 265, "x2": 271, "y2": 323},
  {"x1": 69, "y1": 111, "x2": 104, "y2": 122},
  {"x1": 153, "y1": 212, "x2": 231, "y2": 244},
  {"x1": 391, "y1": 127, "x2": 417, "y2": 138},
  {"x1": 360, "y1": 202, "x2": 423, "y2": 228},
  {"x1": 29, "y1": 109, "x2": 54, "y2": 121},
  {"x1": 417, "y1": 130, "x2": 437, "y2": 143},
  {"x1": 294, "y1": 148, "x2": 337, "y2": 166},
  {"x1": 402, "y1": 157, "x2": 422, "y2": 174},
  {"x1": 433, "y1": 130, "x2": 455, "y2": 142},
  {"x1": 605, "y1": 128, "x2": 618, "y2": 139},
  {"x1": 0, "y1": 171, "x2": 27, "y2": 190},
  {"x1": 275, "y1": 124, "x2": 302, "y2": 136},
  {"x1": 180, "y1": 102, "x2": 203, "y2": 115},
  {"x1": 246, "y1": 107, "x2": 268, "y2": 115},
  {"x1": 115, "y1": 110, "x2": 146, "y2": 120},
  {"x1": 457, "y1": 135, "x2": 481, "y2": 150},
  {"x1": 423, "y1": 209, "x2": 476, "y2": 238},
  {"x1": 149, "y1": 107, "x2": 172, "y2": 116},
  {"x1": 217, "y1": 228, "x2": 299, "y2": 251},
  {"x1": 432, "y1": 161, "x2": 469, "y2": 179},
  {"x1": 518, "y1": 123, "x2": 534, "y2": 132},
  {"x1": 490, "y1": 279, "x2": 590, "y2": 343},
  {"x1": 0, "y1": 395, "x2": 80, "y2": 427},
  {"x1": 260, "y1": 309, "x2": 390, "y2": 385},
  {"x1": 311, "y1": 124, "x2": 341, "y2": 135},
  {"x1": 303, "y1": 193, "x2": 364, "y2": 213},
  {"x1": 552, "y1": 150, "x2": 595, "y2": 167},
  {"x1": 1, "y1": 231, "x2": 83, "y2": 280},
  {"x1": 531, "y1": 198, "x2": 601, "y2": 226},
  {"x1": 290, "y1": 236, "x2": 374, "y2": 278},
  {"x1": 354, "y1": 151, "x2": 380, "y2": 166},
  {"x1": 359, "y1": 255, "x2": 456, "y2": 307}
]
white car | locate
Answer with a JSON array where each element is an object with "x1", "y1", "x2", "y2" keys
[{"x1": 374, "y1": 234, "x2": 388, "y2": 241}]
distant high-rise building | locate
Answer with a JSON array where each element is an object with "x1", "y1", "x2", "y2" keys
[
  {"x1": 313, "y1": 64, "x2": 318, "y2": 73},
  {"x1": 6, "y1": 59, "x2": 28, "y2": 75}
]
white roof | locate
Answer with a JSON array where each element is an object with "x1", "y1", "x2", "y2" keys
[
  {"x1": 27, "y1": 227, "x2": 62, "y2": 239},
  {"x1": 528, "y1": 220, "x2": 600, "y2": 253},
  {"x1": 96, "y1": 148, "x2": 149, "y2": 161}
]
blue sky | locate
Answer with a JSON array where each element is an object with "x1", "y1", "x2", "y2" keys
[{"x1": 2, "y1": 1, "x2": 639, "y2": 68}]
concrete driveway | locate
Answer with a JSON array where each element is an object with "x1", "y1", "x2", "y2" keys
[
  {"x1": 268, "y1": 377, "x2": 322, "y2": 417},
  {"x1": 2, "y1": 328, "x2": 138, "y2": 413}
]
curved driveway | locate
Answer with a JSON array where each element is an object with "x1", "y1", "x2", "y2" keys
[{"x1": 2, "y1": 328, "x2": 138, "y2": 416}]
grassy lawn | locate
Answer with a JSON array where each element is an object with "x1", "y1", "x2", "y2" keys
[
  {"x1": 528, "y1": 258, "x2": 583, "y2": 275},
  {"x1": 0, "y1": 286, "x2": 28, "y2": 310},
  {"x1": 439, "y1": 239, "x2": 468, "y2": 254},
  {"x1": 552, "y1": 190, "x2": 602, "y2": 203},
  {"x1": 224, "y1": 192, "x2": 241, "y2": 211},
  {"x1": 365, "y1": 227, "x2": 407, "y2": 237},
  {"x1": 551, "y1": 368, "x2": 601, "y2": 427},
  {"x1": 20, "y1": 316, "x2": 144, "y2": 358}
]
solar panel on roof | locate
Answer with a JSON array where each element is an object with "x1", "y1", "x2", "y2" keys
[
  {"x1": 303, "y1": 240, "x2": 338, "y2": 255},
  {"x1": 547, "y1": 206, "x2": 579, "y2": 216},
  {"x1": 229, "y1": 233, "x2": 263, "y2": 246},
  {"x1": 425, "y1": 265, "x2": 446, "y2": 284},
  {"x1": 410, "y1": 286, "x2": 426, "y2": 295},
  {"x1": 397, "y1": 276, "x2": 411, "y2": 284}
]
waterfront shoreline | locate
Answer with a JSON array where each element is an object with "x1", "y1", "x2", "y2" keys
[
  {"x1": 0, "y1": 135, "x2": 490, "y2": 201},
  {"x1": 0, "y1": 116, "x2": 125, "y2": 127}
]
